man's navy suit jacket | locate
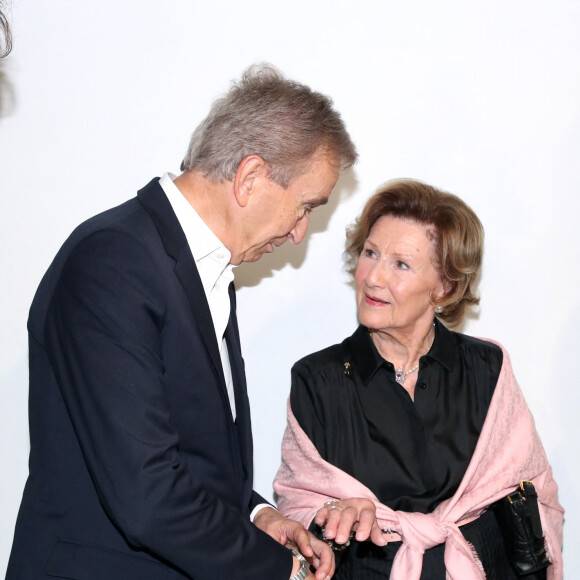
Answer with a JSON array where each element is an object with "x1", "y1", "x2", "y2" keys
[{"x1": 7, "y1": 179, "x2": 290, "y2": 579}]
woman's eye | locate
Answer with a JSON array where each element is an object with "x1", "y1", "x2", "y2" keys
[
  {"x1": 364, "y1": 248, "x2": 376, "y2": 258},
  {"x1": 396, "y1": 260, "x2": 409, "y2": 270}
]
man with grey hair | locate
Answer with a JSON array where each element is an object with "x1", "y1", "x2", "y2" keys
[{"x1": 7, "y1": 65, "x2": 357, "y2": 580}]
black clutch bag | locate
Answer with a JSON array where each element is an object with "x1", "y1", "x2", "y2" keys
[{"x1": 491, "y1": 481, "x2": 551, "y2": 578}]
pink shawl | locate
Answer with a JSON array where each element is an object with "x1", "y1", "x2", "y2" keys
[{"x1": 274, "y1": 342, "x2": 564, "y2": 580}]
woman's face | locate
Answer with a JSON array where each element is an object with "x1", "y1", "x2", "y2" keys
[{"x1": 355, "y1": 215, "x2": 446, "y2": 336}]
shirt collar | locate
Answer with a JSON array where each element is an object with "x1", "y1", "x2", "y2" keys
[
  {"x1": 426, "y1": 318, "x2": 457, "y2": 371},
  {"x1": 159, "y1": 173, "x2": 234, "y2": 293},
  {"x1": 348, "y1": 318, "x2": 457, "y2": 386},
  {"x1": 159, "y1": 173, "x2": 231, "y2": 263}
]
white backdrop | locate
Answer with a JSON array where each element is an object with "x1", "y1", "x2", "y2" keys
[{"x1": 1, "y1": 1, "x2": 578, "y2": 576}]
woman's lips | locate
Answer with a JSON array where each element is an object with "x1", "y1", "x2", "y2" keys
[{"x1": 364, "y1": 293, "x2": 390, "y2": 306}]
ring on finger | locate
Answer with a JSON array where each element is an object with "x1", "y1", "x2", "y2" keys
[
  {"x1": 328, "y1": 505, "x2": 343, "y2": 512},
  {"x1": 323, "y1": 499, "x2": 340, "y2": 507}
]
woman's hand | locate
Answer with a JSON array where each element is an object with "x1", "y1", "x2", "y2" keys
[{"x1": 315, "y1": 498, "x2": 387, "y2": 547}]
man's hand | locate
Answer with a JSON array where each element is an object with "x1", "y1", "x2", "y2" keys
[
  {"x1": 314, "y1": 498, "x2": 386, "y2": 547},
  {"x1": 254, "y1": 507, "x2": 334, "y2": 580}
]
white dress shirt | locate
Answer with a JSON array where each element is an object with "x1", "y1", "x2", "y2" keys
[
  {"x1": 159, "y1": 173, "x2": 271, "y2": 521},
  {"x1": 159, "y1": 173, "x2": 237, "y2": 420}
]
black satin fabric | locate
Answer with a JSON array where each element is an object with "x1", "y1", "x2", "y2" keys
[{"x1": 290, "y1": 320, "x2": 513, "y2": 578}]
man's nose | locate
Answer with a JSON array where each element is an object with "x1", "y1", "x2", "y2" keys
[{"x1": 288, "y1": 213, "x2": 310, "y2": 244}]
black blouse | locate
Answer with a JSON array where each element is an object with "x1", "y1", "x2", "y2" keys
[{"x1": 290, "y1": 319, "x2": 503, "y2": 514}]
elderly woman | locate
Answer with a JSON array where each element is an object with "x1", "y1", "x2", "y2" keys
[{"x1": 274, "y1": 180, "x2": 563, "y2": 580}]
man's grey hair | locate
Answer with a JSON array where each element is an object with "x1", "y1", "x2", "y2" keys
[{"x1": 180, "y1": 64, "x2": 357, "y2": 188}]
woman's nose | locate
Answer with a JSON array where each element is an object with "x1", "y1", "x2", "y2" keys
[{"x1": 366, "y1": 261, "x2": 387, "y2": 287}]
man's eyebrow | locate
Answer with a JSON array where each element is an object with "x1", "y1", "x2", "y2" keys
[{"x1": 307, "y1": 197, "x2": 329, "y2": 209}]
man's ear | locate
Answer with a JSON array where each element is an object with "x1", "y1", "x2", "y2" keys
[{"x1": 233, "y1": 154, "x2": 267, "y2": 208}]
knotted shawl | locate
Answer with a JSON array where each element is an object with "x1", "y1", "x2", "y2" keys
[{"x1": 274, "y1": 342, "x2": 564, "y2": 579}]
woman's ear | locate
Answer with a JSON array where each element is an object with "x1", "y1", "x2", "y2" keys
[
  {"x1": 233, "y1": 154, "x2": 267, "y2": 208},
  {"x1": 440, "y1": 279, "x2": 454, "y2": 298},
  {"x1": 432, "y1": 277, "x2": 454, "y2": 306}
]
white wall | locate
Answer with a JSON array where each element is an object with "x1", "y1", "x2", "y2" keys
[{"x1": 1, "y1": 0, "x2": 577, "y2": 576}]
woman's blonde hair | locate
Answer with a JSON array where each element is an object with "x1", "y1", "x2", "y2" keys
[{"x1": 345, "y1": 179, "x2": 484, "y2": 327}]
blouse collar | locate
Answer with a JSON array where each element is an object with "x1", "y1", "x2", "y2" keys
[{"x1": 349, "y1": 318, "x2": 457, "y2": 386}]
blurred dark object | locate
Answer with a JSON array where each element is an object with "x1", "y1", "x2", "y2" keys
[{"x1": 1, "y1": 1, "x2": 12, "y2": 58}]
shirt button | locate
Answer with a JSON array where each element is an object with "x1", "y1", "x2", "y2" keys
[{"x1": 419, "y1": 383, "x2": 427, "y2": 389}]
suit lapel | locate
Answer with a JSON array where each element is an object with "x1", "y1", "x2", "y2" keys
[{"x1": 137, "y1": 178, "x2": 226, "y2": 390}]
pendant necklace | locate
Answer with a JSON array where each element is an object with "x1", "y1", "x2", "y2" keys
[
  {"x1": 394, "y1": 322, "x2": 436, "y2": 386},
  {"x1": 394, "y1": 364, "x2": 419, "y2": 386}
]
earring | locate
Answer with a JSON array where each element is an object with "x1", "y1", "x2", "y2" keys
[{"x1": 434, "y1": 306, "x2": 443, "y2": 314}]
